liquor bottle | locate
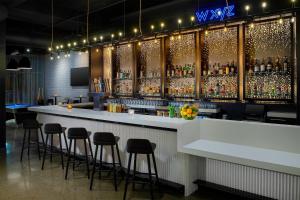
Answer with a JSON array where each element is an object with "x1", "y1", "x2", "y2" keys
[
  {"x1": 183, "y1": 64, "x2": 187, "y2": 76},
  {"x1": 225, "y1": 63, "x2": 230, "y2": 75},
  {"x1": 207, "y1": 64, "x2": 211, "y2": 75},
  {"x1": 191, "y1": 63, "x2": 196, "y2": 76},
  {"x1": 203, "y1": 64, "x2": 207, "y2": 76},
  {"x1": 215, "y1": 82, "x2": 220, "y2": 96},
  {"x1": 253, "y1": 83, "x2": 258, "y2": 97},
  {"x1": 220, "y1": 84, "x2": 226, "y2": 96},
  {"x1": 283, "y1": 56, "x2": 289, "y2": 72},
  {"x1": 275, "y1": 57, "x2": 280, "y2": 71},
  {"x1": 267, "y1": 57, "x2": 273, "y2": 72},
  {"x1": 167, "y1": 64, "x2": 170, "y2": 77},
  {"x1": 171, "y1": 64, "x2": 175, "y2": 77},
  {"x1": 216, "y1": 63, "x2": 220, "y2": 75},
  {"x1": 260, "y1": 59, "x2": 266, "y2": 72},
  {"x1": 246, "y1": 62, "x2": 252, "y2": 74},
  {"x1": 276, "y1": 85, "x2": 281, "y2": 97},
  {"x1": 254, "y1": 59, "x2": 260, "y2": 73},
  {"x1": 140, "y1": 70, "x2": 143, "y2": 78},
  {"x1": 230, "y1": 61, "x2": 235, "y2": 74}
]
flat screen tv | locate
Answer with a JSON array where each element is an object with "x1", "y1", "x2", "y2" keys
[{"x1": 70, "y1": 67, "x2": 89, "y2": 86}]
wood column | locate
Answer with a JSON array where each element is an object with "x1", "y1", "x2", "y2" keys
[
  {"x1": 90, "y1": 46, "x2": 103, "y2": 92},
  {"x1": 160, "y1": 37, "x2": 166, "y2": 98},
  {"x1": 238, "y1": 24, "x2": 245, "y2": 101},
  {"x1": 0, "y1": 20, "x2": 6, "y2": 148},
  {"x1": 195, "y1": 31, "x2": 201, "y2": 99}
]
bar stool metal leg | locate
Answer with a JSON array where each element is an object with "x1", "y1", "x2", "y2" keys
[
  {"x1": 152, "y1": 152, "x2": 160, "y2": 186},
  {"x1": 50, "y1": 134, "x2": 53, "y2": 162},
  {"x1": 63, "y1": 132, "x2": 69, "y2": 153},
  {"x1": 99, "y1": 145, "x2": 103, "y2": 179},
  {"x1": 87, "y1": 137, "x2": 93, "y2": 160},
  {"x1": 41, "y1": 134, "x2": 49, "y2": 170},
  {"x1": 36, "y1": 129, "x2": 41, "y2": 160},
  {"x1": 116, "y1": 142, "x2": 123, "y2": 169},
  {"x1": 90, "y1": 145, "x2": 98, "y2": 190},
  {"x1": 84, "y1": 139, "x2": 90, "y2": 179},
  {"x1": 27, "y1": 129, "x2": 31, "y2": 158},
  {"x1": 73, "y1": 139, "x2": 76, "y2": 170},
  {"x1": 20, "y1": 129, "x2": 27, "y2": 161},
  {"x1": 123, "y1": 153, "x2": 132, "y2": 200},
  {"x1": 147, "y1": 154, "x2": 154, "y2": 200},
  {"x1": 39, "y1": 127, "x2": 45, "y2": 145},
  {"x1": 59, "y1": 134, "x2": 64, "y2": 169},
  {"x1": 132, "y1": 153, "x2": 137, "y2": 190},
  {"x1": 111, "y1": 145, "x2": 117, "y2": 191},
  {"x1": 65, "y1": 139, "x2": 73, "y2": 180}
]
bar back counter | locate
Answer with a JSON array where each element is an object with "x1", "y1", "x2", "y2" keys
[{"x1": 29, "y1": 106, "x2": 300, "y2": 199}]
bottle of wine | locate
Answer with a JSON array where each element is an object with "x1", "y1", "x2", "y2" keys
[
  {"x1": 230, "y1": 61, "x2": 235, "y2": 74},
  {"x1": 267, "y1": 57, "x2": 273, "y2": 72},
  {"x1": 283, "y1": 56, "x2": 289, "y2": 72},
  {"x1": 226, "y1": 62, "x2": 230, "y2": 75},
  {"x1": 260, "y1": 59, "x2": 266, "y2": 72},
  {"x1": 203, "y1": 64, "x2": 207, "y2": 76},
  {"x1": 275, "y1": 57, "x2": 280, "y2": 71},
  {"x1": 254, "y1": 59, "x2": 260, "y2": 73}
]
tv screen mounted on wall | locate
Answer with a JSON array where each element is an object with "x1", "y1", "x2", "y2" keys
[{"x1": 70, "y1": 67, "x2": 89, "y2": 86}]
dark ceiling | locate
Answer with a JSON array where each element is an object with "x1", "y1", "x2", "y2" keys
[
  {"x1": 2, "y1": 0, "x2": 298, "y2": 54},
  {"x1": 3, "y1": 0, "x2": 181, "y2": 53}
]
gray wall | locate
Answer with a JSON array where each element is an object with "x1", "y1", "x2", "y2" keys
[{"x1": 44, "y1": 51, "x2": 89, "y2": 103}]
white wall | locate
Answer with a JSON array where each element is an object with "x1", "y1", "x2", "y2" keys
[{"x1": 44, "y1": 51, "x2": 89, "y2": 102}]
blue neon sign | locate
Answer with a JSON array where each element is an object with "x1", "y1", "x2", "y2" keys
[{"x1": 196, "y1": 5, "x2": 235, "y2": 23}]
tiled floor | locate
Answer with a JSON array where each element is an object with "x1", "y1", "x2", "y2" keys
[{"x1": 0, "y1": 126, "x2": 242, "y2": 200}]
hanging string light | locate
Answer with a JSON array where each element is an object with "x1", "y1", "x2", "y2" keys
[
  {"x1": 48, "y1": 2, "x2": 298, "y2": 54},
  {"x1": 86, "y1": 0, "x2": 90, "y2": 44},
  {"x1": 123, "y1": 0, "x2": 126, "y2": 37},
  {"x1": 139, "y1": 0, "x2": 142, "y2": 35}
]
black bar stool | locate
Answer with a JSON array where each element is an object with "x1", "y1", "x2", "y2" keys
[
  {"x1": 90, "y1": 132, "x2": 123, "y2": 191},
  {"x1": 123, "y1": 139, "x2": 160, "y2": 200},
  {"x1": 65, "y1": 128, "x2": 93, "y2": 179},
  {"x1": 20, "y1": 119, "x2": 45, "y2": 161},
  {"x1": 41, "y1": 123, "x2": 69, "y2": 170}
]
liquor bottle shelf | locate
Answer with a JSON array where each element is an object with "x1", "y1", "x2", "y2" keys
[
  {"x1": 167, "y1": 75, "x2": 195, "y2": 79},
  {"x1": 246, "y1": 71, "x2": 291, "y2": 77},
  {"x1": 202, "y1": 73, "x2": 238, "y2": 78},
  {"x1": 137, "y1": 77, "x2": 161, "y2": 80},
  {"x1": 113, "y1": 78, "x2": 133, "y2": 81}
]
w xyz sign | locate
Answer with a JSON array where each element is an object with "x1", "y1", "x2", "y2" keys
[{"x1": 196, "y1": 5, "x2": 235, "y2": 23}]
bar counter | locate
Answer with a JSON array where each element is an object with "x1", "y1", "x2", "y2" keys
[
  {"x1": 29, "y1": 106, "x2": 300, "y2": 198},
  {"x1": 29, "y1": 105, "x2": 187, "y2": 130},
  {"x1": 29, "y1": 105, "x2": 198, "y2": 196}
]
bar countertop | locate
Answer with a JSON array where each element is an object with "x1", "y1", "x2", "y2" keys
[{"x1": 29, "y1": 106, "x2": 191, "y2": 130}]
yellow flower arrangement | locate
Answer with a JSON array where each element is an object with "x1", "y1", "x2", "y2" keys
[{"x1": 180, "y1": 104, "x2": 198, "y2": 120}]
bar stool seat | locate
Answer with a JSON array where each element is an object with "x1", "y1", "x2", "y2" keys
[
  {"x1": 90, "y1": 132, "x2": 123, "y2": 191},
  {"x1": 123, "y1": 139, "x2": 160, "y2": 200},
  {"x1": 65, "y1": 128, "x2": 93, "y2": 180},
  {"x1": 20, "y1": 119, "x2": 45, "y2": 161},
  {"x1": 41, "y1": 123, "x2": 69, "y2": 170}
]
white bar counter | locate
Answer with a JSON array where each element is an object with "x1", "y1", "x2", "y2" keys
[
  {"x1": 29, "y1": 105, "x2": 186, "y2": 130},
  {"x1": 29, "y1": 105, "x2": 198, "y2": 196},
  {"x1": 29, "y1": 106, "x2": 300, "y2": 199}
]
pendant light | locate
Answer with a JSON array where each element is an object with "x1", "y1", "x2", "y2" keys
[
  {"x1": 6, "y1": 58, "x2": 19, "y2": 71},
  {"x1": 18, "y1": 56, "x2": 32, "y2": 70}
]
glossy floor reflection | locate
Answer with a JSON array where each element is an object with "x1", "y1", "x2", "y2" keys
[{"x1": 0, "y1": 126, "x2": 242, "y2": 200}]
